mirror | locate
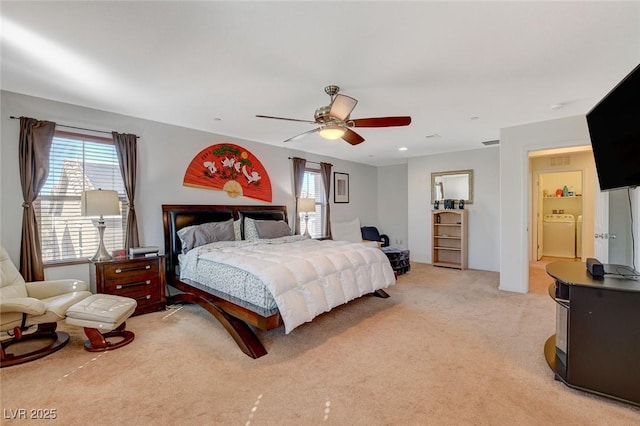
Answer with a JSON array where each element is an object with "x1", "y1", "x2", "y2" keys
[{"x1": 431, "y1": 169, "x2": 474, "y2": 204}]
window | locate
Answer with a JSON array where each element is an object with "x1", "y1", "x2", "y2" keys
[
  {"x1": 36, "y1": 131, "x2": 127, "y2": 263},
  {"x1": 299, "y1": 168, "x2": 326, "y2": 238}
]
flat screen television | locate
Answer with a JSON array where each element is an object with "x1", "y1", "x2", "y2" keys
[{"x1": 586, "y1": 63, "x2": 640, "y2": 191}]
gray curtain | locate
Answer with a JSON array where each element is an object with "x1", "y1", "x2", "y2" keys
[
  {"x1": 320, "y1": 162, "x2": 332, "y2": 238},
  {"x1": 112, "y1": 132, "x2": 139, "y2": 251},
  {"x1": 19, "y1": 117, "x2": 56, "y2": 281},
  {"x1": 291, "y1": 157, "x2": 307, "y2": 235}
]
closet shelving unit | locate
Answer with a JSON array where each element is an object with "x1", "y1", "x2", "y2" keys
[{"x1": 432, "y1": 210, "x2": 468, "y2": 270}]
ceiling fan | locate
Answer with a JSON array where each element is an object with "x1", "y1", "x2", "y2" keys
[{"x1": 256, "y1": 85, "x2": 411, "y2": 145}]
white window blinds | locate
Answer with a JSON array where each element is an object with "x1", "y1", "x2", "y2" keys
[
  {"x1": 299, "y1": 169, "x2": 326, "y2": 238},
  {"x1": 36, "y1": 132, "x2": 127, "y2": 262}
]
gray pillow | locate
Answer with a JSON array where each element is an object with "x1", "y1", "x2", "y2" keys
[
  {"x1": 254, "y1": 220, "x2": 292, "y2": 239},
  {"x1": 177, "y1": 219, "x2": 235, "y2": 253}
]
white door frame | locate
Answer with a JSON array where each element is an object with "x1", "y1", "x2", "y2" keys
[
  {"x1": 533, "y1": 171, "x2": 544, "y2": 261},
  {"x1": 593, "y1": 182, "x2": 610, "y2": 263}
]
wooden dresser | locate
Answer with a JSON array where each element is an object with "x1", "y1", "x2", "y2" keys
[
  {"x1": 545, "y1": 261, "x2": 640, "y2": 406},
  {"x1": 90, "y1": 256, "x2": 166, "y2": 316}
]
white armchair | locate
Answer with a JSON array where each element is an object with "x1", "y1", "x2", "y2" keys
[{"x1": 1, "y1": 246, "x2": 92, "y2": 367}]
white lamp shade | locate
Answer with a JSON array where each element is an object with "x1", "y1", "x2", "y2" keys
[
  {"x1": 329, "y1": 94, "x2": 358, "y2": 121},
  {"x1": 81, "y1": 189, "x2": 120, "y2": 217},
  {"x1": 298, "y1": 197, "x2": 316, "y2": 213}
]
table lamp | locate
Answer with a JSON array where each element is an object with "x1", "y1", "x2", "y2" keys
[
  {"x1": 81, "y1": 189, "x2": 120, "y2": 261},
  {"x1": 298, "y1": 197, "x2": 316, "y2": 238}
]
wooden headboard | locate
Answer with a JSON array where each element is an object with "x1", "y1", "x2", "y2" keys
[{"x1": 161, "y1": 204, "x2": 288, "y2": 282}]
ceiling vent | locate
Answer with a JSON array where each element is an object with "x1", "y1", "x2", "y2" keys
[
  {"x1": 550, "y1": 156, "x2": 571, "y2": 166},
  {"x1": 481, "y1": 139, "x2": 500, "y2": 146}
]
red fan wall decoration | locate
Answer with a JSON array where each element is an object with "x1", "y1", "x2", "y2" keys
[{"x1": 183, "y1": 143, "x2": 272, "y2": 202}]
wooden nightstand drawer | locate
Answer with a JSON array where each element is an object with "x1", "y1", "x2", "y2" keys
[
  {"x1": 122, "y1": 287, "x2": 164, "y2": 310},
  {"x1": 102, "y1": 260, "x2": 158, "y2": 277},
  {"x1": 102, "y1": 276, "x2": 158, "y2": 294},
  {"x1": 91, "y1": 256, "x2": 166, "y2": 316}
]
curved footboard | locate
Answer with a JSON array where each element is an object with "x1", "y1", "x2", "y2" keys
[
  {"x1": 171, "y1": 292, "x2": 268, "y2": 359},
  {"x1": 373, "y1": 289, "x2": 390, "y2": 298}
]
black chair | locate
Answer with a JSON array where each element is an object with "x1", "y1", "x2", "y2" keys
[{"x1": 360, "y1": 226, "x2": 390, "y2": 247}]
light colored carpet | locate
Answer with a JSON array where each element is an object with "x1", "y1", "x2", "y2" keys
[{"x1": 2, "y1": 262, "x2": 639, "y2": 425}]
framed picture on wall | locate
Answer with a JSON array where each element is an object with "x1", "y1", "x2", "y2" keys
[{"x1": 334, "y1": 172, "x2": 349, "y2": 203}]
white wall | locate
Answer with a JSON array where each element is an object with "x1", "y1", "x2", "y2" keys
[
  {"x1": 377, "y1": 164, "x2": 408, "y2": 248},
  {"x1": 0, "y1": 91, "x2": 379, "y2": 277},
  {"x1": 407, "y1": 146, "x2": 500, "y2": 272},
  {"x1": 500, "y1": 115, "x2": 595, "y2": 293},
  {"x1": 541, "y1": 171, "x2": 582, "y2": 196},
  {"x1": 503, "y1": 115, "x2": 640, "y2": 293},
  {"x1": 6, "y1": 93, "x2": 636, "y2": 286}
]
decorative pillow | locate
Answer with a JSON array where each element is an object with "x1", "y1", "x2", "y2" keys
[
  {"x1": 243, "y1": 217, "x2": 260, "y2": 241},
  {"x1": 177, "y1": 219, "x2": 235, "y2": 253},
  {"x1": 233, "y1": 219, "x2": 242, "y2": 240},
  {"x1": 254, "y1": 220, "x2": 292, "y2": 239},
  {"x1": 330, "y1": 217, "x2": 362, "y2": 243}
]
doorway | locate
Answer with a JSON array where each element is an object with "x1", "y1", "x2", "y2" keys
[
  {"x1": 528, "y1": 147, "x2": 635, "y2": 293},
  {"x1": 528, "y1": 147, "x2": 593, "y2": 294}
]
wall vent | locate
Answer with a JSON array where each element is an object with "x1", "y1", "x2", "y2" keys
[
  {"x1": 481, "y1": 139, "x2": 500, "y2": 146},
  {"x1": 550, "y1": 156, "x2": 571, "y2": 166}
]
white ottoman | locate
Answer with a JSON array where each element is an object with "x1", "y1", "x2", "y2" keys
[{"x1": 65, "y1": 294, "x2": 137, "y2": 352}]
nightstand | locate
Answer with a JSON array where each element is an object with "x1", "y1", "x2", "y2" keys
[{"x1": 90, "y1": 255, "x2": 166, "y2": 316}]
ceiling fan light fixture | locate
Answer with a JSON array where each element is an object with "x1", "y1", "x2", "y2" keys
[
  {"x1": 319, "y1": 124, "x2": 345, "y2": 140},
  {"x1": 257, "y1": 85, "x2": 410, "y2": 145}
]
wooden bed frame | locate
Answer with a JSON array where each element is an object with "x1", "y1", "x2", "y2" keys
[{"x1": 162, "y1": 204, "x2": 389, "y2": 359}]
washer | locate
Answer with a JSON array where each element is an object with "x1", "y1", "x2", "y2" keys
[
  {"x1": 576, "y1": 215, "x2": 582, "y2": 258},
  {"x1": 543, "y1": 214, "x2": 576, "y2": 258}
]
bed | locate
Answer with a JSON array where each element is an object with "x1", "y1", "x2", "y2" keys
[{"x1": 162, "y1": 204, "x2": 395, "y2": 358}]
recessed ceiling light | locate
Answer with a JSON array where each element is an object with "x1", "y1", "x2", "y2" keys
[
  {"x1": 550, "y1": 103, "x2": 565, "y2": 111},
  {"x1": 398, "y1": 147, "x2": 408, "y2": 151}
]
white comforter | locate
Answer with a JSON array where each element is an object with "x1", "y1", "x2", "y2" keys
[{"x1": 183, "y1": 236, "x2": 395, "y2": 333}]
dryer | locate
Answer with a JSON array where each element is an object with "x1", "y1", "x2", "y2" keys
[{"x1": 543, "y1": 214, "x2": 576, "y2": 258}]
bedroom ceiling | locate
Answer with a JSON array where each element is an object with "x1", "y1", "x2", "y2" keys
[{"x1": 1, "y1": 2, "x2": 639, "y2": 167}]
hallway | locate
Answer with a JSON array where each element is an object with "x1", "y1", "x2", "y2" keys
[{"x1": 529, "y1": 256, "x2": 581, "y2": 295}]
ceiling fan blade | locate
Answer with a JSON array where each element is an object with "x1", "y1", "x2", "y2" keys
[
  {"x1": 349, "y1": 116, "x2": 412, "y2": 127},
  {"x1": 256, "y1": 114, "x2": 316, "y2": 124},
  {"x1": 342, "y1": 128, "x2": 365, "y2": 145},
  {"x1": 329, "y1": 94, "x2": 358, "y2": 121},
  {"x1": 283, "y1": 128, "x2": 320, "y2": 143}
]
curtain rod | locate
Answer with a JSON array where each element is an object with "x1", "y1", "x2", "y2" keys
[
  {"x1": 288, "y1": 157, "x2": 333, "y2": 167},
  {"x1": 9, "y1": 116, "x2": 139, "y2": 139}
]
